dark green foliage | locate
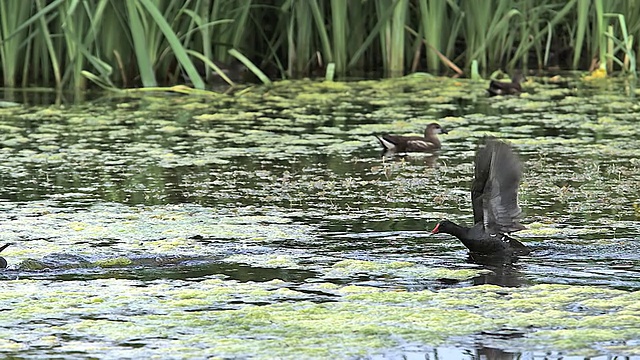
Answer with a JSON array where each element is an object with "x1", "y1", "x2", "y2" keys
[{"x1": 0, "y1": 0, "x2": 637, "y2": 89}]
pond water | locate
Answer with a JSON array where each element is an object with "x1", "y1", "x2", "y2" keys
[{"x1": 0, "y1": 74, "x2": 639, "y2": 359}]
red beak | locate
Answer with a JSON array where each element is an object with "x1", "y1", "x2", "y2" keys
[{"x1": 431, "y1": 223, "x2": 440, "y2": 234}]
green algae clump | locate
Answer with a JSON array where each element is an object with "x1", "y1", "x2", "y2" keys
[{"x1": 93, "y1": 257, "x2": 133, "y2": 268}]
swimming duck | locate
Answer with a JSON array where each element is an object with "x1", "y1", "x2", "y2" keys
[
  {"x1": 487, "y1": 73, "x2": 526, "y2": 96},
  {"x1": 431, "y1": 138, "x2": 530, "y2": 256},
  {"x1": 0, "y1": 243, "x2": 10, "y2": 268},
  {"x1": 376, "y1": 123, "x2": 448, "y2": 153}
]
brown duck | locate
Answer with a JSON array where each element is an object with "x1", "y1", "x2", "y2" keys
[
  {"x1": 431, "y1": 138, "x2": 530, "y2": 256},
  {"x1": 488, "y1": 73, "x2": 526, "y2": 96},
  {"x1": 376, "y1": 123, "x2": 448, "y2": 153}
]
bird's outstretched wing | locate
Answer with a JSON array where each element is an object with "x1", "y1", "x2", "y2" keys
[{"x1": 472, "y1": 138, "x2": 525, "y2": 233}]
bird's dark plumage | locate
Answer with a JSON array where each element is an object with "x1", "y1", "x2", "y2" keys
[
  {"x1": 432, "y1": 138, "x2": 529, "y2": 256},
  {"x1": 376, "y1": 123, "x2": 447, "y2": 154},
  {"x1": 0, "y1": 243, "x2": 10, "y2": 269},
  {"x1": 488, "y1": 73, "x2": 525, "y2": 96}
]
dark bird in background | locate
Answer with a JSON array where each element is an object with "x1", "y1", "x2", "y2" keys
[
  {"x1": 0, "y1": 243, "x2": 11, "y2": 269},
  {"x1": 376, "y1": 123, "x2": 448, "y2": 154},
  {"x1": 488, "y1": 73, "x2": 526, "y2": 96},
  {"x1": 431, "y1": 138, "x2": 530, "y2": 256}
]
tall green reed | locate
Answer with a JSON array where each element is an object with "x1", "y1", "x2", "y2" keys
[
  {"x1": 2, "y1": 0, "x2": 640, "y2": 90},
  {"x1": 417, "y1": 0, "x2": 448, "y2": 73},
  {"x1": 0, "y1": 1, "x2": 36, "y2": 87}
]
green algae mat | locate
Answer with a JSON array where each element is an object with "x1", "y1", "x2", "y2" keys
[{"x1": 1, "y1": 74, "x2": 640, "y2": 359}]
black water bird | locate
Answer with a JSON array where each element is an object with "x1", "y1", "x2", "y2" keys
[
  {"x1": 0, "y1": 243, "x2": 10, "y2": 269},
  {"x1": 375, "y1": 123, "x2": 448, "y2": 153},
  {"x1": 431, "y1": 139, "x2": 530, "y2": 256},
  {"x1": 488, "y1": 73, "x2": 526, "y2": 96}
]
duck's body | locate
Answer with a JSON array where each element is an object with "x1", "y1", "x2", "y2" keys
[
  {"x1": 376, "y1": 123, "x2": 447, "y2": 153},
  {"x1": 432, "y1": 221, "x2": 529, "y2": 256},
  {"x1": 432, "y1": 139, "x2": 530, "y2": 256},
  {"x1": 488, "y1": 74, "x2": 525, "y2": 96},
  {"x1": 0, "y1": 243, "x2": 10, "y2": 268}
]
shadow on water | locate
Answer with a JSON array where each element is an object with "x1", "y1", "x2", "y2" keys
[
  {"x1": 3, "y1": 256, "x2": 318, "y2": 283},
  {"x1": 380, "y1": 151, "x2": 441, "y2": 168},
  {"x1": 468, "y1": 254, "x2": 531, "y2": 288}
]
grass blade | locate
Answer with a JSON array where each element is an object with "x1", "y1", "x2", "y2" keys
[{"x1": 228, "y1": 48, "x2": 271, "y2": 85}]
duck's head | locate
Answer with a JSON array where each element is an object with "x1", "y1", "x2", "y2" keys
[
  {"x1": 511, "y1": 72, "x2": 526, "y2": 84},
  {"x1": 425, "y1": 123, "x2": 448, "y2": 136},
  {"x1": 431, "y1": 220, "x2": 455, "y2": 234}
]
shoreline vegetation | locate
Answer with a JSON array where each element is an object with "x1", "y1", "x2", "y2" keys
[{"x1": 0, "y1": 0, "x2": 638, "y2": 91}]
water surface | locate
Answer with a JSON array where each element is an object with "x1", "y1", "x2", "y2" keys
[{"x1": 1, "y1": 75, "x2": 639, "y2": 359}]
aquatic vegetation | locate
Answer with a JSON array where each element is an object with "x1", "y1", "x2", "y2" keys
[
  {"x1": 0, "y1": 76, "x2": 640, "y2": 358},
  {"x1": 0, "y1": 279, "x2": 638, "y2": 358}
]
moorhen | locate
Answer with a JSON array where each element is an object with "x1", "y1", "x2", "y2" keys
[
  {"x1": 376, "y1": 123, "x2": 448, "y2": 153},
  {"x1": 0, "y1": 243, "x2": 10, "y2": 268},
  {"x1": 431, "y1": 138, "x2": 530, "y2": 256},
  {"x1": 487, "y1": 73, "x2": 526, "y2": 96}
]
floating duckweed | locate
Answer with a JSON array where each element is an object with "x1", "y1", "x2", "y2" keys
[
  {"x1": 0, "y1": 339, "x2": 23, "y2": 351},
  {"x1": 519, "y1": 226, "x2": 564, "y2": 236},
  {"x1": 312, "y1": 81, "x2": 352, "y2": 92},
  {"x1": 423, "y1": 268, "x2": 490, "y2": 280},
  {"x1": 332, "y1": 259, "x2": 399, "y2": 272},
  {"x1": 0, "y1": 76, "x2": 639, "y2": 359},
  {"x1": 93, "y1": 257, "x2": 133, "y2": 267},
  {"x1": 295, "y1": 92, "x2": 342, "y2": 103},
  {"x1": 157, "y1": 125, "x2": 182, "y2": 133},
  {"x1": 266, "y1": 255, "x2": 297, "y2": 267},
  {"x1": 531, "y1": 328, "x2": 626, "y2": 350},
  {"x1": 1, "y1": 277, "x2": 640, "y2": 357},
  {"x1": 327, "y1": 260, "x2": 486, "y2": 282},
  {"x1": 18, "y1": 259, "x2": 48, "y2": 270},
  {"x1": 224, "y1": 254, "x2": 300, "y2": 269},
  {"x1": 339, "y1": 285, "x2": 383, "y2": 294}
]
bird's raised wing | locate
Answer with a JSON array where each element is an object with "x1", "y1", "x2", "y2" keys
[
  {"x1": 471, "y1": 140, "x2": 492, "y2": 225},
  {"x1": 472, "y1": 139, "x2": 525, "y2": 233}
]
